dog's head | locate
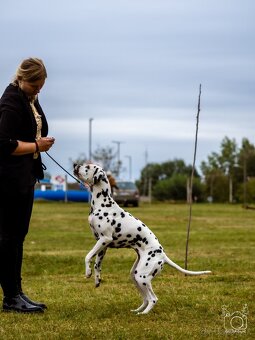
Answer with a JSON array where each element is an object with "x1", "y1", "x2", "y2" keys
[{"x1": 73, "y1": 163, "x2": 108, "y2": 187}]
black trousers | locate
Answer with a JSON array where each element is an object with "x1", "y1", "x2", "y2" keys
[{"x1": 0, "y1": 184, "x2": 34, "y2": 297}]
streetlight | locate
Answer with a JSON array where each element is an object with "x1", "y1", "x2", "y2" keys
[
  {"x1": 89, "y1": 118, "x2": 93, "y2": 161},
  {"x1": 125, "y1": 155, "x2": 132, "y2": 180}
]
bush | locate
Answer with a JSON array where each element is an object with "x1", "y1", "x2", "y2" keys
[{"x1": 152, "y1": 174, "x2": 205, "y2": 201}]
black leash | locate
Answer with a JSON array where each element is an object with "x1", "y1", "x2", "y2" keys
[{"x1": 45, "y1": 151, "x2": 85, "y2": 187}]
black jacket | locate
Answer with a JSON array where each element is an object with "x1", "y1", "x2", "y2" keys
[{"x1": 0, "y1": 84, "x2": 48, "y2": 188}]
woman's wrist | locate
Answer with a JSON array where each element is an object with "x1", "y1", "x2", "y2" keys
[{"x1": 35, "y1": 140, "x2": 39, "y2": 153}]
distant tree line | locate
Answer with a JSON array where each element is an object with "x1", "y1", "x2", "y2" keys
[
  {"x1": 70, "y1": 136, "x2": 255, "y2": 204},
  {"x1": 136, "y1": 136, "x2": 255, "y2": 204}
]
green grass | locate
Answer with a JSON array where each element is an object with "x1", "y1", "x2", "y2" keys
[{"x1": 0, "y1": 202, "x2": 254, "y2": 339}]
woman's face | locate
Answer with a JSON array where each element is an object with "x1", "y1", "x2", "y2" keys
[{"x1": 19, "y1": 78, "x2": 45, "y2": 96}]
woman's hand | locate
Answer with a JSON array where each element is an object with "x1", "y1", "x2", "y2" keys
[{"x1": 36, "y1": 137, "x2": 55, "y2": 152}]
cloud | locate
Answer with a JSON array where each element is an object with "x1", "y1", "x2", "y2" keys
[{"x1": 1, "y1": 0, "x2": 255, "y2": 180}]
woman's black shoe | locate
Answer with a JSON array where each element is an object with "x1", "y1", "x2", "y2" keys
[
  {"x1": 3, "y1": 295, "x2": 44, "y2": 313},
  {"x1": 20, "y1": 293, "x2": 47, "y2": 309}
]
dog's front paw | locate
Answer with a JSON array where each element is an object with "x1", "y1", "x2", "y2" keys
[
  {"x1": 95, "y1": 276, "x2": 101, "y2": 287},
  {"x1": 85, "y1": 267, "x2": 92, "y2": 278}
]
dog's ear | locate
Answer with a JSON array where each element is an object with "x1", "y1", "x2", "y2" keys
[{"x1": 93, "y1": 169, "x2": 107, "y2": 185}]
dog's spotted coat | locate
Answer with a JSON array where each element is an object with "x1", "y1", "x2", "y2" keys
[{"x1": 74, "y1": 164, "x2": 211, "y2": 314}]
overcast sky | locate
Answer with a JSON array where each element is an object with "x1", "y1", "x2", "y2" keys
[{"x1": 1, "y1": 0, "x2": 254, "y2": 180}]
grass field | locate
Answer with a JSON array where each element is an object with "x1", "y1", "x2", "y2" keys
[{"x1": 0, "y1": 202, "x2": 254, "y2": 339}]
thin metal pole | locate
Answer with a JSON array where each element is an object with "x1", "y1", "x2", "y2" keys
[{"x1": 185, "y1": 84, "x2": 201, "y2": 270}]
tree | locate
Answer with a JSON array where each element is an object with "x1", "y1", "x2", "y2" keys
[
  {"x1": 200, "y1": 137, "x2": 239, "y2": 202},
  {"x1": 92, "y1": 145, "x2": 122, "y2": 176},
  {"x1": 237, "y1": 138, "x2": 255, "y2": 205},
  {"x1": 70, "y1": 146, "x2": 123, "y2": 177},
  {"x1": 201, "y1": 136, "x2": 255, "y2": 203},
  {"x1": 152, "y1": 174, "x2": 204, "y2": 201},
  {"x1": 137, "y1": 159, "x2": 200, "y2": 197},
  {"x1": 69, "y1": 152, "x2": 88, "y2": 170}
]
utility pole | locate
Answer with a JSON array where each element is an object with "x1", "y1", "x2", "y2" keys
[{"x1": 125, "y1": 155, "x2": 132, "y2": 180}]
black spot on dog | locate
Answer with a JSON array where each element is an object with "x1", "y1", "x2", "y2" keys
[
  {"x1": 111, "y1": 219, "x2": 116, "y2": 226},
  {"x1": 137, "y1": 227, "x2": 142, "y2": 232},
  {"x1": 115, "y1": 227, "x2": 121, "y2": 233},
  {"x1": 152, "y1": 269, "x2": 158, "y2": 277},
  {"x1": 103, "y1": 212, "x2": 108, "y2": 217},
  {"x1": 127, "y1": 234, "x2": 132, "y2": 238},
  {"x1": 121, "y1": 212, "x2": 125, "y2": 218}
]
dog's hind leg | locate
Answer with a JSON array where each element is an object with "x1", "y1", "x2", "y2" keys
[
  {"x1": 94, "y1": 248, "x2": 107, "y2": 287},
  {"x1": 137, "y1": 279, "x2": 158, "y2": 315},
  {"x1": 133, "y1": 274, "x2": 158, "y2": 314},
  {"x1": 132, "y1": 258, "x2": 163, "y2": 314},
  {"x1": 130, "y1": 252, "x2": 149, "y2": 313}
]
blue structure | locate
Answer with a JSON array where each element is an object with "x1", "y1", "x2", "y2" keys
[{"x1": 34, "y1": 189, "x2": 90, "y2": 202}]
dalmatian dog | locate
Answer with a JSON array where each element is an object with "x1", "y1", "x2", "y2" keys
[{"x1": 73, "y1": 163, "x2": 211, "y2": 314}]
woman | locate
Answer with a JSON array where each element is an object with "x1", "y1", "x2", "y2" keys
[{"x1": 0, "y1": 58, "x2": 55, "y2": 313}]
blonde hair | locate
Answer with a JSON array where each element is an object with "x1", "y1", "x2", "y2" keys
[{"x1": 14, "y1": 57, "x2": 47, "y2": 83}]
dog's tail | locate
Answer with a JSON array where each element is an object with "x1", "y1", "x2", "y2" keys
[{"x1": 164, "y1": 255, "x2": 211, "y2": 275}]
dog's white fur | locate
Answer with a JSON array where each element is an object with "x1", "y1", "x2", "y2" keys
[{"x1": 74, "y1": 164, "x2": 211, "y2": 314}]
